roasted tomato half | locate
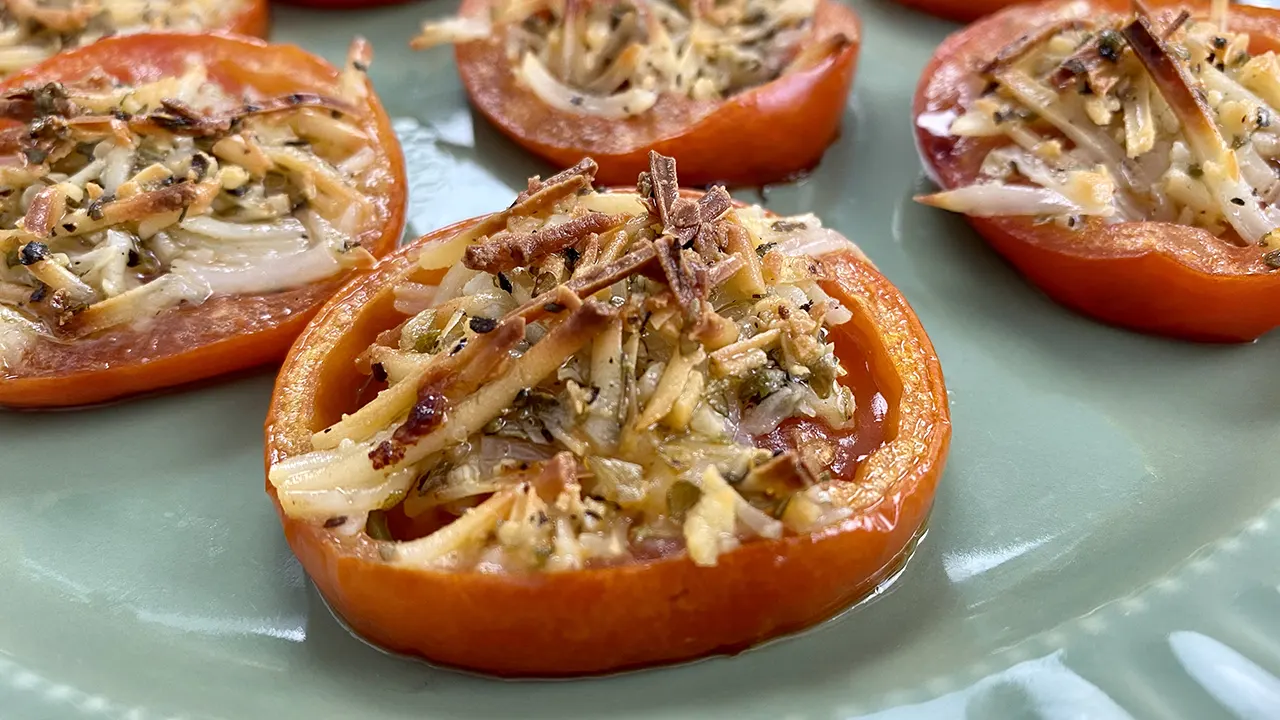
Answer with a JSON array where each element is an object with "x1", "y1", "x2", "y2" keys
[
  {"x1": 0, "y1": 0, "x2": 270, "y2": 78},
  {"x1": 410, "y1": 0, "x2": 861, "y2": 186},
  {"x1": 265, "y1": 151, "x2": 950, "y2": 676},
  {"x1": 915, "y1": 0, "x2": 1280, "y2": 342},
  {"x1": 0, "y1": 34, "x2": 406, "y2": 408},
  {"x1": 893, "y1": 0, "x2": 1029, "y2": 24}
]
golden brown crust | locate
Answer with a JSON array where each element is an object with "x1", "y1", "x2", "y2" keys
[{"x1": 463, "y1": 211, "x2": 627, "y2": 274}]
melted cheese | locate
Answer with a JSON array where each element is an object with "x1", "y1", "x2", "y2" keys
[
  {"x1": 414, "y1": 0, "x2": 819, "y2": 118},
  {"x1": 0, "y1": 0, "x2": 239, "y2": 77},
  {"x1": 927, "y1": 8, "x2": 1280, "y2": 250},
  {"x1": 270, "y1": 157, "x2": 864, "y2": 572},
  {"x1": 0, "y1": 45, "x2": 381, "y2": 355}
]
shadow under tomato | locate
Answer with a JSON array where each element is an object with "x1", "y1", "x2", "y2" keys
[{"x1": 0, "y1": 364, "x2": 281, "y2": 415}]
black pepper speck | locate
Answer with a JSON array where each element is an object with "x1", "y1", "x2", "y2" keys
[
  {"x1": 18, "y1": 242, "x2": 49, "y2": 266},
  {"x1": 469, "y1": 316, "x2": 498, "y2": 333}
]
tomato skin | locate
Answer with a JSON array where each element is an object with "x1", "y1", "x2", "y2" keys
[
  {"x1": 0, "y1": 34, "x2": 407, "y2": 408},
  {"x1": 453, "y1": 0, "x2": 861, "y2": 187},
  {"x1": 892, "y1": 0, "x2": 1029, "y2": 23},
  {"x1": 914, "y1": 0, "x2": 1280, "y2": 342},
  {"x1": 263, "y1": 193, "x2": 951, "y2": 677},
  {"x1": 228, "y1": 0, "x2": 271, "y2": 37}
]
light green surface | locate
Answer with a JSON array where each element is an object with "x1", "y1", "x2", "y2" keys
[{"x1": 4, "y1": 1, "x2": 1280, "y2": 718}]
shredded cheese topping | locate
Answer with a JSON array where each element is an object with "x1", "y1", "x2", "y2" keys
[
  {"x1": 0, "y1": 41, "x2": 382, "y2": 370},
  {"x1": 412, "y1": 0, "x2": 826, "y2": 119},
  {"x1": 269, "y1": 151, "x2": 863, "y2": 572},
  {"x1": 0, "y1": 0, "x2": 240, "y2": 77},
  {"x1": 919, "y1": 4, "x2": 1280, "y2": 265}
]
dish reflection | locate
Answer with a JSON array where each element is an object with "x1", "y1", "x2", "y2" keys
[
  {"x1": 942, "y1": 536, "x2": 1052, "y2": 584},
  {"x1": 1169, "y1": 630, "x2": 1280, "y2": 720},
  {"x1": 849, "y1": 651, "x2": 1132, "y2": 719},
  {"x1": 394, "y1": 112, "x2": 546, "y2": 242},
  {"x1": 132, "y1": 609, "x2": 306, "y2": 644}
]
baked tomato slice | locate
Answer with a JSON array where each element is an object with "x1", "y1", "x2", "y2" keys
[
  {"x1": 0, "y1": 0, "x2": 270, "y2": 78},
  {"x1": 410, "y1": 0, "x2": 861, "y2": 186},
  {"x1": 914, "y1": 0, "x2": 1280, "y2": 342},
  {"x1": 264, "y1": 152, "x2": 950, "y2": 677},
  {"x1": 0, "y1": 34, "x2": 406, "y2": 408},
  {"x1": 893, "y1": 0, "x2": 1030, "y2": 23}
]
